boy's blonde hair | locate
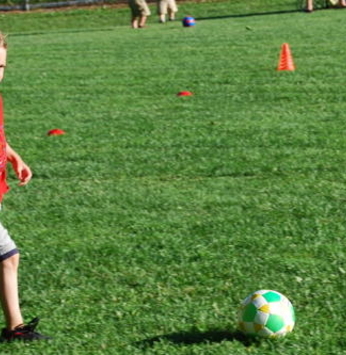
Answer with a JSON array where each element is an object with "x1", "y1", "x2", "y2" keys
[{"x1": 0, "y1": 33, "x2": 7, "y2": 49}]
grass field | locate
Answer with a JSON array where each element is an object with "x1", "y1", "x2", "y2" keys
[{"x1": 0, "y1": 1, "x2": 345, "y2": 354}]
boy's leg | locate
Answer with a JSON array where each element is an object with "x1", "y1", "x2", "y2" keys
[
  {"x1": 0, "y1": 253, "x2": 50, "y2": 342},
  {"x1": 138, "y1": 0, "x2": 150, "y2": 27},
  {"x1": 158, "y1": 0, "x2": 166, "y2": 22},
  {"x1": 168, "y1": 9, "x2": 175, "y2": 20},
  {"x1": 0, "y1": 223, "x2": 50, "y2": 341},
  {"x1": 138, "y1": 16, "x2": 148, "y2": 28},
  {"x1": 0, "y1": 253, "x2": 23, "y2": 330},
  {"x1": 0, "y1": 223, "x2": 22, "y2": 330},
  {"x1": 305, "y1": 0, "x2": 313, "y2": 11},
  {"x1": 131, "y1": 16, "x2": 139, "y2": 28},
  {"x1": 167, "y1": 0, "x2": 177, "y2": 20},
  {"x1": 159, "y1": 14, "x2": 166, "y2": 23},
  {"x1": 129, "y1": 0, "x2": 139, "y2": 28}
]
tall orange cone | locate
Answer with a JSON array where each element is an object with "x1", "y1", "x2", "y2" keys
[{"x1": 277, "y1": 43, "x2": 295, "y2": 71}]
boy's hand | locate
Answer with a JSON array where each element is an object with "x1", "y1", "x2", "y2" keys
[{"x1": 13, "y1": 160, "x2": 32, "y2": 186}]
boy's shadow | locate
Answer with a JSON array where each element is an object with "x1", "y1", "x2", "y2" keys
[{"x1": 135, "y1": 328, "x2": 259, "y2": 348}]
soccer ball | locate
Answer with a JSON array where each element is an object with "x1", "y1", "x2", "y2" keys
[
  {"x1": 182, "y1": 16, "x2": 196, "y2": 27},
  {"x1": 238, "y1": 290, "x2": 295, "y2": 338}
]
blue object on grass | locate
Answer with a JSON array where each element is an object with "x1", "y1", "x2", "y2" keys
[{"x1": 182, "y1": 16, "x2": 196, "y2": 27}]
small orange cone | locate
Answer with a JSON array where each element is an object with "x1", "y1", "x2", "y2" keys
[
  {"x1": 277, "y1": 43, "x2": 295, "y2": 71},
  {"x1": 177, "y1": 91, "x2": 193, "y2": 96},
  {"x1": 47, "y1": 128, "x2": 66, "y2": 136}
]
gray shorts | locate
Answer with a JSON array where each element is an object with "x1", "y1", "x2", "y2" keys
[
  {"x1": 129, "y1": 0, "x2": 151, "y2": 17},
  {"x1": 0, "y1": 221, "x2": 18, "y2": 262}
]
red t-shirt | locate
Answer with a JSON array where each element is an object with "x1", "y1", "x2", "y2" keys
[{"x1": 0, "y1": 95, "x2": 9, "y2": 201}]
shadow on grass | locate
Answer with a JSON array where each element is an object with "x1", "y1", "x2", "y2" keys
[
  {"x1": 135, "y1": 328, "x2": 260, "y2": 348},
  {"x1": 10, "y1": 27, "x2": 117, "y2": 37},
  {"x1": 195, "y1": 9, "x2": 306, "y2": 21}
]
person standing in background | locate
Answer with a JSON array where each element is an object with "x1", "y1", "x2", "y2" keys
[
  {"x1": 128, "y1": 0, "x2": 151, "y2": 28},
  {"x1": 157, "y1": 0, "x2": 178, "y2": 23}
]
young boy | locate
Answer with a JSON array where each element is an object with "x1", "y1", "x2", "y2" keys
[
  {"x1": 0, "y1": 33, "x2": 49, "y2": 342},
  {"x1": 128, "y1": 0, "x2": 151, "y2": 28}
]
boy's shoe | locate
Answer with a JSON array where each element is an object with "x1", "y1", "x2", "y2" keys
[{"x1": 0, "y1": 317, "x2": 51, "y2": 342}]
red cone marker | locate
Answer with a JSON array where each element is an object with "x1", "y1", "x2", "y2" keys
[
  {"x1": 177, "y1": 91, "x2": 193, "y2": 96},
  {"x1": 47, "y1": 129, "x2": 66, "y2": 136}
]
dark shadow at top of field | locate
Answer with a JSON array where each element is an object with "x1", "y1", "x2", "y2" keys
[
  {"x1": 134, "y1": 328, "x2": 260, "y2": 348},
  {"x1": 9, "y1": 27, "x2": 116, "y2": 37},
  {"x1": 195, "y1": 9, "x2": 310, "y2": 21}
]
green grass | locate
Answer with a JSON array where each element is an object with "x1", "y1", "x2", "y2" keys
[
  {"x1": 0, "y1": 1, "x2": 345, "y2": 354},
  {"x1": 0, "y1": 0, "x2": 298, "y2": 33}
]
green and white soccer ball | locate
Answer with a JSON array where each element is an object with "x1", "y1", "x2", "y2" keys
[{"x1": 238, "y1": 290, "x2": 295, "y2": 338}]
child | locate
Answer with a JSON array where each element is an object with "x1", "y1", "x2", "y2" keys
[
  {"x1": 157, "y1": 0, "x2": 178, "y2": 23},
  {"x1": 128, "y1": 0, "x2": 151, "y2": 28},
  {"x1": 0, "y1": 33, "x2": 49, "y2": 342}
]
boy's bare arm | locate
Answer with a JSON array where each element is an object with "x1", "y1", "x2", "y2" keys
[{"x1": 6, "y1": 143, "x2": 32, "y2": 186}]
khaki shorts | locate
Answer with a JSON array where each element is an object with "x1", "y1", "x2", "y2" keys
[
  {"x1": 157, "y1": 0, "x2": 178, "y2": 15},
  {"x1": 129, "y1": 0, "x2": 151, "y2": 17},
  {"x1": 0, "y1": 221, "x2": 18, "y2": 262}
]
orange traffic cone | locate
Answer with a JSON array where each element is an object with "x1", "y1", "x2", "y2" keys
[{"x1": 277, "y1": 43, "x2": 295, "y2": 71}]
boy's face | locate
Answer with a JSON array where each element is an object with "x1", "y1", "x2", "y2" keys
[{"x1": 0, "y1": 47, "x2": 7, "y2": 82}]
